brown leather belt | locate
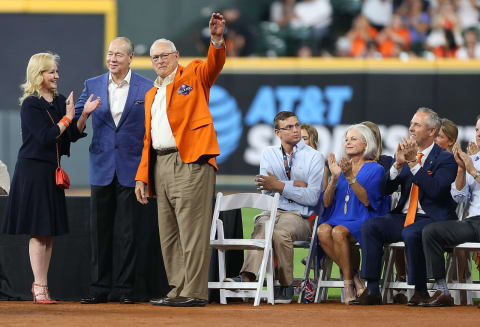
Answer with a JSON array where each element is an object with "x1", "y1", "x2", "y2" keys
[{"x1": 156, "y1": 147, "x2": 178, "y2": 156}]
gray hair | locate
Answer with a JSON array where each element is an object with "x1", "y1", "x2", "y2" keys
[
  {"x1": 416, "y1": 107, "x2": 441, "y2": 137},
  {"x1": 342, "y1": 124, "x2": 378, "y2": 160},
  {"x1": 111, "y1": 37, "x2": 134, "y2": 55},
  {"x1": 150, "y1": 38, "x2": 177, "y2": 55}
]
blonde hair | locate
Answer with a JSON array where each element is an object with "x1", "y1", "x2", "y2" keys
[
  {"x1": 342, "y1": 124, "x2": 378, "y2": 160},
  {"x1": 19, "y1": 53, "x2": 59, "y2": 104},
  {"x1": 300, "y1": 123, "x2": 319, "y2": 150},
  {"x1": 440, "y1": 118, "x2": 458, "y2": 152},
  {"x1": 361, "y1": 121, "x2": 382, "y2": 161}
]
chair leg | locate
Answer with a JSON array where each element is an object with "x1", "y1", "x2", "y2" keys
[
  {"x1": 266, "y1": 249, "x2": 274, "y2": 304},
  {"x1": 218, "y1": 249, "x2": 227, "y2": 304},
  {"x1": 380, "y1": 247, "x2": 394, "y2": 304}
]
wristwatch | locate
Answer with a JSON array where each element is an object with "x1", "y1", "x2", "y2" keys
[
  {"x1": 348, "y1": 177, "x2": 357, "y2": 185},
  {"x1": 474, "y1": 171, "x2": 480, "y2": 180}
]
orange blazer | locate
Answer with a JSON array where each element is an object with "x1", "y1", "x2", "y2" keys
[{"x1": 135, "y1": 44, "x2": 226, "y2": 196}]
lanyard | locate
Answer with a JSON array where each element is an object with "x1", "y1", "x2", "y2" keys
[{"x1": 282, "y1": 148, "x2": 294, "y2": 180}]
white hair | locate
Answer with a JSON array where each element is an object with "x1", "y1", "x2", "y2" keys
[
  {"x1": 150, "y1": 38, "x2": 176, "y2": 55},
  {"x1": 342, "y1": 124, "x2": 378, "y2": 160}
]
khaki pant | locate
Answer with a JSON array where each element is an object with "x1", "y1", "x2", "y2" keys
[
  {"x1": 241, "y1": 210, "x2": 311, "y2": 286},
  {"x1": 154, "y1": 152, "x2": 214, "y2": 300}
]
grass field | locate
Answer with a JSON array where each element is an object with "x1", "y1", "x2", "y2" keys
[{"x1": 240, "y1": 208, "x2": 480, "y2": 300}]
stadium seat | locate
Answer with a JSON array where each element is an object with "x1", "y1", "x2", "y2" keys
[{"x1": 208, "y1": 192, "x2": 279, "y2": 306}]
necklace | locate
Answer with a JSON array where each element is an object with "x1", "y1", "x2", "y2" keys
[{"x1": 344, "y1": 184, "x2": 350, "y2": 215}]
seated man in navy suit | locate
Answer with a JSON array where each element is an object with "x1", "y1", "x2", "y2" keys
[
  {"x1": 354, "y1": 108, "x2": 458, "y2": 305},
  {"x1": 75, "y1": 37, "x2": 152, "y2": 304}
]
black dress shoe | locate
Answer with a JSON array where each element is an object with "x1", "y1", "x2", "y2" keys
[
  {"x1": 80, "y1": 295, "x2": 108, "y2": 304},
  {"x1": 350, "y1": 289, "x2": 382, "y2": 305},
  {"x1": 119, "y1": 295, "x2": 135, "y2": 304},
  {"x1": 150, "y1": 297, "x2": 170, "y2": 306},
  {"x1": 165, "y1": 296, "x2": 208, "y2": 307},
  {"x1": 407, "y1": 290, "x2": 430, "y2": 306},
  {"x1": 420, "y1": 291, "x2": 454, "y2": 307}
]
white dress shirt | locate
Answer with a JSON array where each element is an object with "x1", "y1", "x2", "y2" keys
[
  {"x1": 151, "y1": 67, "x2": 178, "y2": 150},
  {"x1": 389, "y1": 142, "x2": 434, "y2": 214},
  {"x1": 108, "y1": 69, "x2": 131, "y2": 126},
  {"x1": 451, "y1": 153, "x2": 480, "y2": 217}
]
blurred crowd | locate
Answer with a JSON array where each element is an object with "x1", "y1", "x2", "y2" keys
[{"x1": 198, "y1": 0, "x2": 480, "y2": 59}]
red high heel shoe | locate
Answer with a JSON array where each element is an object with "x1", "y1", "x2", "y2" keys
[{"x1": 31, "y1": 283, "x2": 57, "y2": 304}]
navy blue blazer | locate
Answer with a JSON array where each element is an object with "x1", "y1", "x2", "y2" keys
[
  {"x1": 19, "y1": 95, "x2": 85, "y2": 165},
  {"x1": 75, "y1": 71, "x2": 152, "y2": 187},
  {"x1": 386, "y1": 143, "x2": 458, "y2": 221}
]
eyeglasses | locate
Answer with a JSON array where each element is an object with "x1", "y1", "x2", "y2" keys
[
  {"x1": 277, "y1": 123, "x2": 301, "y2": 131},
  {"x1": 151, "y1": 51, "x2": 176, "y2": 62}
]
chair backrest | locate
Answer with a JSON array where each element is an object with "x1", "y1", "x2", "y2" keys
[
  {"x1": 217, "y1": 192, "x2": 278, "y2": 212},
  {"x1": 210, "y1": 192, "x2": 280, "y2": 241}
]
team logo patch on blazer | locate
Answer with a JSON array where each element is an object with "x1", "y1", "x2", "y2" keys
[{"x1": 177, "y1": 84, "x2": 193, "y2": 95}]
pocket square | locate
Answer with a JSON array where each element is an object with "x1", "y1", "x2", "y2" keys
[
  {"x1": 427, "y1": 170, "x2": 433, "y2": 175},
  {"x1": 177, "y1": 84, "x2": 193, "y2": 95}
]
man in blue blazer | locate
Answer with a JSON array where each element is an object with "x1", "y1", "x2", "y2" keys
[
  {"x1": 74, "y1": 37, "x2": 152, "y2": 304},
  {"x1": 354, "y1": 108, "x2": 458, "y2": 305}
]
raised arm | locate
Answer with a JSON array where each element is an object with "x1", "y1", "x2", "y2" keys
[{"x1": 197, "y1": 13, "x2": 226, "y2": 87}]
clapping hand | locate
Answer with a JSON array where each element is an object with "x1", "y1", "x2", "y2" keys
[
  {"x1": 452, "y1": 143, "x2": 466, "y2": 170},
  {"x1": 467, "y1": 141, "x2": 480, "y2": 156},
  {"x1": 65, "y1": 91, "x2": 75, "y2": 120},
  {"x1": 402, "y1": 136, "x2": 418, "y2": 163},
  {"x1": 83, "y1": 94, "x2": 101, "y2": 115},
  {"x1": 339, "y1": 157, "x2": 353, "y2": 179},
  {"x1": 328, "y1": 153, "x2": 341, "y2": 178}
]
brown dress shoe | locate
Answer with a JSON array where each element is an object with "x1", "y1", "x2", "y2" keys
[
  {"x1": 407, "y1": 290, "x2": 430, "y2": 306},
  {"x1": 350, "y1": 288, "x2": 382, "y2": 305},
  {"x1": 421, "y1": 291, "x2": 454, "y2": 307}
]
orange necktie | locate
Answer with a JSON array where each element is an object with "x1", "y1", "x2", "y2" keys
[{"x1": 404, "y1": 153, "x2": 423, "y2": 227}]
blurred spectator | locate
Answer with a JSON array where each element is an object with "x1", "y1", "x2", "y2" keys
[
  {"x1": 362, "y1": 0, "x2": 394, "y2": 30},
  {"x1": 270, "y1": 0, "x2": 297, "y2": 27},
  {"x1": 198, "y1": 8, "x2": 254, "y2": 57},
  {"x1": 398, "y1": 0, "x2": 431, "y2": 55},
  {"x1": 455, "y1": 0, "x2": 480, "y2": 30},
  {"x1": 0, "y1": 160, "x2": 9, "y2": 195},
  {"x1": 426, "y1": 0, "x2": 462, "y2": 57},
  {"x1": 259, "y1": 0, "x2": 311, "y2": 56},
  {"x1": 222, "y1": 8, "x2": 254, "y2": 57},
  {"x1": 293, "y1": 0, "x2": 333, "y2": 54},
  {"x1": 456, "y1": 27, "x2": 480, "y2": 59},
  {"x1": 345, "y1": 14, "x2": 379, "y2": 57},
  {"x1": 378, "y1": 14, "x2": 411, "y2": 57}
]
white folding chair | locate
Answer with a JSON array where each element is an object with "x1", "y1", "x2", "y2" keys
[
  {"x1": 295, "y1": 215, "x2": 319, "y2": 303},
  {"x1": 208, "y1": 192, "x2": 279, "y2": 306},
  {"x1": 445, "y1": 242, "x2": 480, "y2": 304}
]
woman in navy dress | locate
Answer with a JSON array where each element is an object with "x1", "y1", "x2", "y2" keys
[
  {"x1": 317, "y1": 124, "x2": 385, "y2": 304},
  {"x1": 1, "y1": 53, "x2": 100, "y2": 303}
]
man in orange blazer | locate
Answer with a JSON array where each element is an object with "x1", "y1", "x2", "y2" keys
[{"x1": 134, "y1": 13, "x2": 226, "y2": 307}]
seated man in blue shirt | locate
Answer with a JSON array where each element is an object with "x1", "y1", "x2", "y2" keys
[{"x1": 225, "y1": 111, "x2": 324, "y2": 303}]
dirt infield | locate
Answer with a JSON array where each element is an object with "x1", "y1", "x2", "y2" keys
[{"x1": 0, "y1": 301, "x2": 478, "y2": 327}]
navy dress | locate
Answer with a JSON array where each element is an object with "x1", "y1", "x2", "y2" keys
[
  {"x1": 322, "y1": 161, "x2": 385, "y2": 244},
  {"x1": 2, "y1": 95, "x2": 85, "y2": 236}
]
